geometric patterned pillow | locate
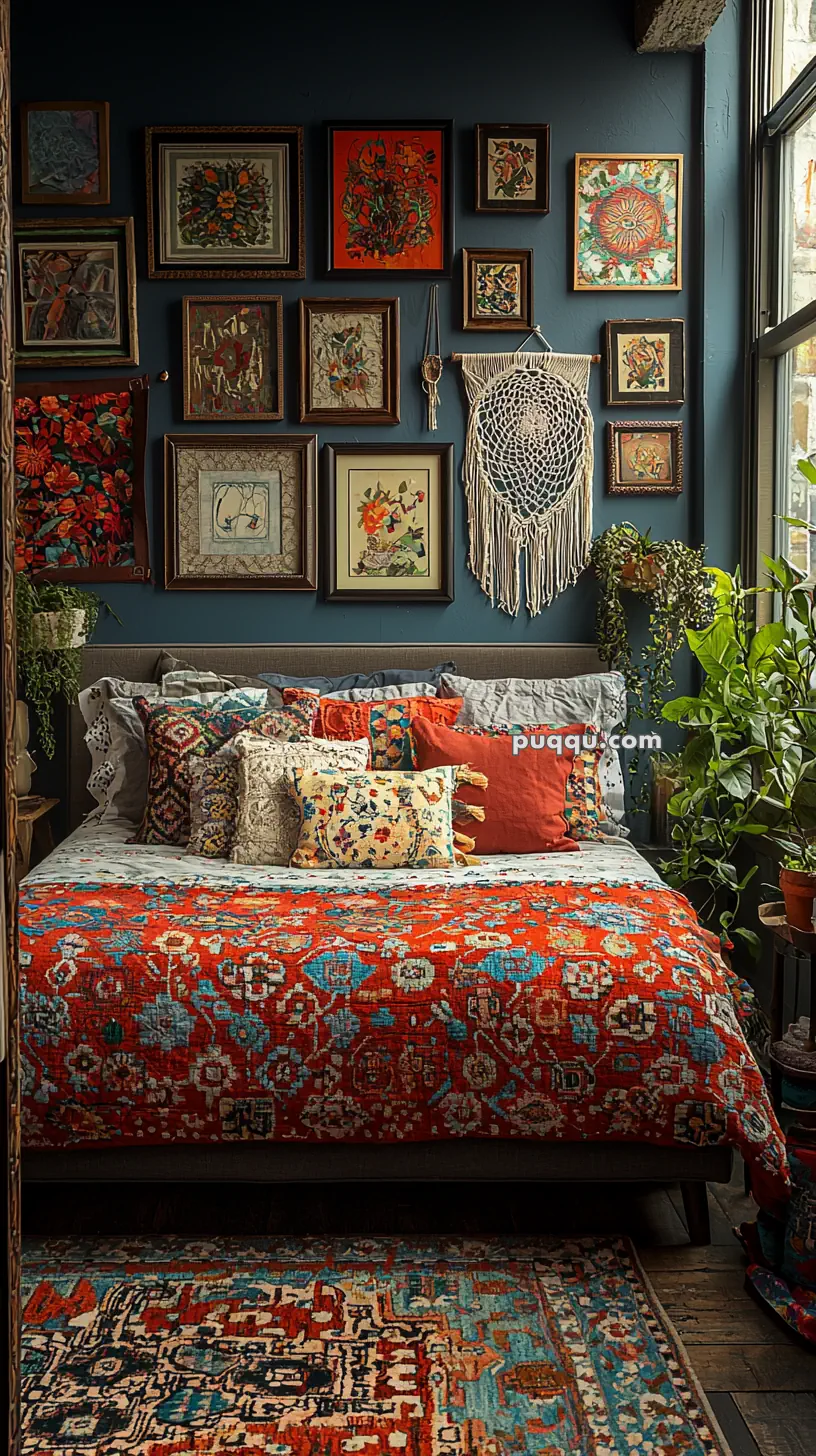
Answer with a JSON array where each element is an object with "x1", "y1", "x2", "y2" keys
[
  {"x1": 132, "y1": 696, "x2": 317, "y2": 847},
  {"x1": 284, "y1": 690, "x2": 462, "y2": 770}
]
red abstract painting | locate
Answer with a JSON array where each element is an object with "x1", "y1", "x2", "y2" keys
[{"x1": 329, "y1": 124, "x2": 451, "y2": 275}]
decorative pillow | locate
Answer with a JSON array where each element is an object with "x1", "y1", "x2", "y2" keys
[
  {"x1": 133, "y1": 695, "x2": 317, "y2": 846},
  {"x1": 261, "y1": 662, "x2": 456, "y2": 697},
  {"x1": 330, "y1": 682, "x2": 438, "y2": 701},
  {"x1": 78, "y1": 676, "x2": 158, "y2": 821},
  {"x1": 284, "y1": 691, "x2": 462, "y2": 770},
  {"x1": 411, "y1": 718, "x2": 580, "y2": 855},
  {"x1": 155, "y1": 649, "x2": 268, "y2": 695},
  {"x1": 232, "y1": 736, "x2": 371, "y2": 866},
  {"x1": 439, "y1": 671, "x2": 627, "y2": 826},
  {"x1": 287, "y1": 765, "x2": 468, "y2": 870}
]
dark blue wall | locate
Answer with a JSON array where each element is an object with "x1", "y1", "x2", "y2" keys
[{"x1": 12, "y1": 0, "x2": 742, "y2": 645}]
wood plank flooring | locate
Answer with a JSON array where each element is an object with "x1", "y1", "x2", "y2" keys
[{"x1": 22, "y1": 1161, "x2": 815, "y2": 1456}]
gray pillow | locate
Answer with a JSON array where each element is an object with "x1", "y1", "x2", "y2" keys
[
  {"x1": 155, "y1": 650, "x2": 268, "y2": 695},
  {"x1": 258, "y1": 662, "x2": 456, "y2": 695},
  {"x1": 440, "y1": 671, "x2": 628, "y2": 826}
]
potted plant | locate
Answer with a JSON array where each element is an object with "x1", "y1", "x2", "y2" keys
[
  {"x1": 779, "y1": 845, "x2": 816, "y2": 932},
  {"x1": 15, "y1": 576, "x2": 102, "y2": 759}
]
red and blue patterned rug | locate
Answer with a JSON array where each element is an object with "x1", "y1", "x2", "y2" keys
[{"x1": 22, "y1": 1236, "x2": 727, "y2": 1455}]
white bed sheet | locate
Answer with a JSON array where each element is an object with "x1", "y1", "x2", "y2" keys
[{"x1": 24, "y1": 817, "x2": 663, "y2": 892}]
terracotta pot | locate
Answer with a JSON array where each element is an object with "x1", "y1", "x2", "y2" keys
[{"x1": 780, "y1": 866, "x2": 816, "y2": 931}]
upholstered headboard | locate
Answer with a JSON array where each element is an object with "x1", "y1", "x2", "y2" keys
[{"x1": 68, "y1": 642, "x2": 605, "y2": 830}]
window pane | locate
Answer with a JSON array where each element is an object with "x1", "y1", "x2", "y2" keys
[
  {"x1": 776, "y1": 0, "x2": 816, "y2": 99},
  {"x1": 781, "y1": 103, "x2": 816, "y2": 319},
  {"x1": 778, "y1": 337, "x2": 816, "y2": 578}
]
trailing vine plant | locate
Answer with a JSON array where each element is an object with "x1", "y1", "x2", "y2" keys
[{"x1": 15, "y1": 576, "x2": 101, "y2": 758}]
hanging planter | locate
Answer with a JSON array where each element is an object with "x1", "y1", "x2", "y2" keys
[
  {"x1": 28, "y1": 608, "x2": 88, "y2": 652},
  {"x1": 15, "y1": 576, "x2": 103, "y2": 759}
]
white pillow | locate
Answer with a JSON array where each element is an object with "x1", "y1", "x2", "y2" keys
[
  {"x1": 330, "y1": 682, "x2": 437, "y2": 701},
  {"x1": 232, "y1": 735, "x2": 371, "y2": 866}
]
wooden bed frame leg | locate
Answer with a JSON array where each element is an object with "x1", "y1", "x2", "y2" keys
[{"x1": 680, "y1": 1180, "x2": 711, "y2": 1245}]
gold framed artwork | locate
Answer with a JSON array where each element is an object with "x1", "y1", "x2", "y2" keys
[
  {"x1": 605, "y1": 319, "x2": 685, "y2": 406},
  {"x1": 182, "y1": 296, "x2": 284, "y2": 422},
  {"x1": 165, "y1": 433, "x2": 317, "y2": 590},
  {"x1": 323, "y1": 443, "x2": 454, "y2": 602},
  {"x1": 475, "y1": 123, "x2": 550, "y2": 213},
  {"x1": 14, "y1": 217, "x2": 138, "y2": 367},
  {"x1": 575, "y1": 154, "x2": 683, "y2": 291},
  {"x1": 145, "y1": 125, "x2": 305, "y2": 279},
  {"x1": 298, "y1": 298, "x2": 399, "y2": 424},
  {"x1": 20, "y1": 101, "x2": 110, "y2": 205},
  {"x1": 462, "y1": 248, "x2": 533, "y2": 331},
  {"x1": 607, "y1": 421, "x2": 683, "y2": 495}
]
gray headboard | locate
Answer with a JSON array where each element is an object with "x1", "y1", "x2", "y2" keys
[{"x1": 69, "y1": 641, "x2": 605, "y2": 830}]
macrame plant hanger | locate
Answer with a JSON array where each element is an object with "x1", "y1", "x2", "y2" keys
[
  {"x1": 452, "y1": 326, "x2": 596, "y2": 617},
  {"x1": 421, "y1": 284, "x2": 442, "y2": 431}
]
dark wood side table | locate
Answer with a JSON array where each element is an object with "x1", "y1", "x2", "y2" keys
[
  {"x1": 15, "y1": 795, "x2": 59, "y2": 883},
  {"x1": 759, "y1": 901, "x2": 816, "y2": 1114}
]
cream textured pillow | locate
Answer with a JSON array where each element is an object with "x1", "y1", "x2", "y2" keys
[{"x1": 232, "y1": 735, "x2": 370, "y2": 866}]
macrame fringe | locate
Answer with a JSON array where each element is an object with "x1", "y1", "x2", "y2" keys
[{"x1": 453, "y1": 800, "x2": 486, "y2": 823}]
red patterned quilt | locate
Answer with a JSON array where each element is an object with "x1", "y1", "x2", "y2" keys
[{"x1": 19, "y1": 878, "x2": 788, "y2": 1211}]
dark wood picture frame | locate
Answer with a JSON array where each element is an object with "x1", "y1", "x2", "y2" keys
[
  {"x1": 605, "y1": 319, "x2": 685, "y2": 406},
  {"x1": 607, "y1": 420, "x2": 683, "y2": 495},
  {"x1": 182, "y1": 295, "x2": 284, "y2": 422},
  {"x1": 475, "y1": 123, "x2": 550, "y2": 213},
  {"x1": 299, "y1": 297, "x2": 399, "y2": 424},
  {"x1": 14, "y1": 375, "x2": 151, "y2": 582},
  {"x1": 14, "y1": 216, "x2": 139, "y2": 367},
  {"x1": 20, "y1": 100, "x2": 110, "y2": 205},
  {"x1": 323, "y1": 442, "x2": 454, "y2": 602},
  {"x1": 165, "y1": 432, "x2": 317, "y2": 591},
  {"x1": 462, "y1": 247, "x2": 533, "y2": 331},
  {"x1": 326, "y1": 120, "x2": 454, "y2": 279},
  {"x1": 145, "y1": 125, "x2": 305, "y2": 280}
]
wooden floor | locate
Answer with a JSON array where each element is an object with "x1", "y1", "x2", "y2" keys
[{"x1": 22, "y1": 1163, "x2": 816, "y2": 1456}]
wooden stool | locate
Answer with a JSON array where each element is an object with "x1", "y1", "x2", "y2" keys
[{"x1": 16, "y1": 796, "x2": 59, "y2": 882}]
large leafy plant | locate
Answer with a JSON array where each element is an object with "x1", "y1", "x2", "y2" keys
[
  {"x1": 15, "y1": 575, "x2": 100, "y2": 758},
  {"x1": 662, "y1": 545, "x2": 816, "y2": 953}
]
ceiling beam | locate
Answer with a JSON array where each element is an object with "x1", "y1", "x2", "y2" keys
[{"x1": 635, "y1": 0, "x2": 726, "y2": 52}]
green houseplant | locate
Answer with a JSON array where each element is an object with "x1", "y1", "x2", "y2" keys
[{"x1": 16, "y1": 576, "x2": 101, "y2": 758}]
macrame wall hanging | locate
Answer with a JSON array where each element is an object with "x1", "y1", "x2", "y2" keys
[{"x1": 454, "y1": 334, "x2": 596, "y2": 617}]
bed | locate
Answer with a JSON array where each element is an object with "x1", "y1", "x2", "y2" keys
[{"x1": 18, "y1": 644, "x2": 788, "y2": 1242}]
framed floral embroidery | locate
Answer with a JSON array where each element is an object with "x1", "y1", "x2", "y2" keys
[
  {"x1": 462, "y1": 248, "x2": 533, "y2": 331},
  {"x1": 14, "y1": 376, "x2": 150, "y2": 581},
  {"x1": 574, "y1": 154, "x2": 683, "y2": 291},
  {"x1": 182, "y1": 295, "x2": 284, "y2": 421},
  {"x1": 475, "y1": 124, "x2": 550, "y2": 213},
  {"x1": 299, "y1": 297, "x2": 399, "y2": 424},
  {"x1": 14, "y1": 217, "x2": 138, "y2": 367}
]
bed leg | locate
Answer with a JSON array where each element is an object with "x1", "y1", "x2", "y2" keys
[{"x1": 679, "y1": 1181, "x2": 711, "y2": 1245}]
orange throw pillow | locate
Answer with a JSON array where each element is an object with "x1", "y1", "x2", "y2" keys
[
  {"x1": 283, "y1": 690, "x2": 462, "y2": 770},
  {"x1": 411, "y1": 718, "x2": 579, "y2": 854}
]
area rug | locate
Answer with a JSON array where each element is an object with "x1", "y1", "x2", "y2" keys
[{"x1": 21, "y1": 1236, "x2": 728, "y2": 1455}]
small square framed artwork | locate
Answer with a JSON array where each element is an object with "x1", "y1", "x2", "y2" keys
[
  {"x1": 462, "y1": 248, "x2": 533, "y2": 331},
  {"x1": 182, "y1": 296, "x2": 284, "y2": 421},
  {"x1": 575, "y1": 154, "x2": 683, "y2": 291},
  {"x1": 323, "y1": 443, "x2": 454, "y2": 602},
  {"x1": 607, "y1": 421, "x2": 683, "y2": 495},
  {"x1": 14, "y1": 217, "x2": 139, "y2": 367},
  {"x1": 20, "y1": 101, "x2": 110, "y2": 205},
  {"x1": 165, "y1": 434, "x2": 317, "y2": 590},
  {"x1": 475, "y1": 123, "x2": 550, "y2": 213},
  {"x1": 299, "y1": 297, "x2": 400, "y2": 424},
  {"x1": 605, "y1": 319, "x2": 685, "y2": 406},
  {"x1": 146, "y1": 125, "x2": 305, "y2": 279}
]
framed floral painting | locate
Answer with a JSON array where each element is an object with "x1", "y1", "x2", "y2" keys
[
  {"x1": 605, "y1": 319, "x2": 685, "y2": 406},
  {"x1": 462, "y1": 248, "x2": 533, "y2": 331},
  {"x1": 14, "y1": 376, "x2": 150, "y2": 581},
  {"x1": 146, "y1": 125, "x2": 305, "y2": 279},
  {"x1": 182, "y1": 296, "x2": 284, "y2": 421},
  {"x1": 165, "y1": 434, "x2": 317, "y2": 590},
  {"x1": 475, "y1": 123, "x2": 549, "y2": 213},
  {"x1": 327, "y1": 122, "x2": 453, "y2": 278},
  {"x1": 323, "y1": 443, "x2": 453, "y2": 602},
  {"x1": 14, "y1": 217, "x2": 138, "y2": 367},
  {"x1": 575, "y1": 154, "x2": 683, "y2": 291},
  {"x1": 607, "y1": 421, "x2": 683, "y2": 495},
  {"x1": 20, "y1": 101, "x2": 110, "y2": 205},
  {"x1": 299, "y1": 297, "x2": 399, "y2": 424}
]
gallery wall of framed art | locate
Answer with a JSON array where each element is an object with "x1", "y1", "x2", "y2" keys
[{"x1": 10, "y1": 0, "x2": 743, "y2": 645}]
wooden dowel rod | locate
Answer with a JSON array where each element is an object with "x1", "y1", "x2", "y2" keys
[{"x1": 449, "y1": 352, "x2": 602, "y2": 362}]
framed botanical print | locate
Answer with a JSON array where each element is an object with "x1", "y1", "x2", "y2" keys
[
  {"x1": 14, "y1": 217, "x2": 138, "y2": 367},
  {"x1": 146, "y1": 125, "x2": 305, "y2": 279},
  {"x1": 462, "y1": 248, "x2": 533, "y2": 331},
  {"x1": 299, "y1": 297, "x2": 399, "y2": 424},
  {"x1": 323, "y1": 443, "x2": 453, "y2": 602},
  {"x1": 14, "y1": 376, "x2": 150, "y2": 581},
  {"x1": 327, "y1": 122, "x2": 454, "y2": 278},
  {"x1": 607, "y1": 421, "x2": 683, "y2": 495},
  {"x1": 574, "y1": 154, "x2": 683, "y2": 291},
  {"x1": 182, "y1": 296, "x2": 284, "y2": 421},
  {"x1": 605, "y1": 319, "x2": 685, "y2": 406},
  {"x1": 165, "y1": 434, "x2": 317, "y2": 590},
  {"x1": 475, "y1": 123, "x2": 550, "y2": 213},
  {"x1": 20, "y1": 101, "x2": 110, "y2": 205}
]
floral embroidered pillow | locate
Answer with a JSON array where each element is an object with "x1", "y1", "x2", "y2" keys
[
  {"x1": 286, "y1": 765, "x2": 468, "y2": 870},
  {"x1": 134, "y1": 695, "x2": 317, "y2": 847},
  {"x1": 232, "y1": 736, "x2": 372, "y2": 866},
  {"x1": 283, "y1": 690, "x2": 462, "y2": 770}
]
